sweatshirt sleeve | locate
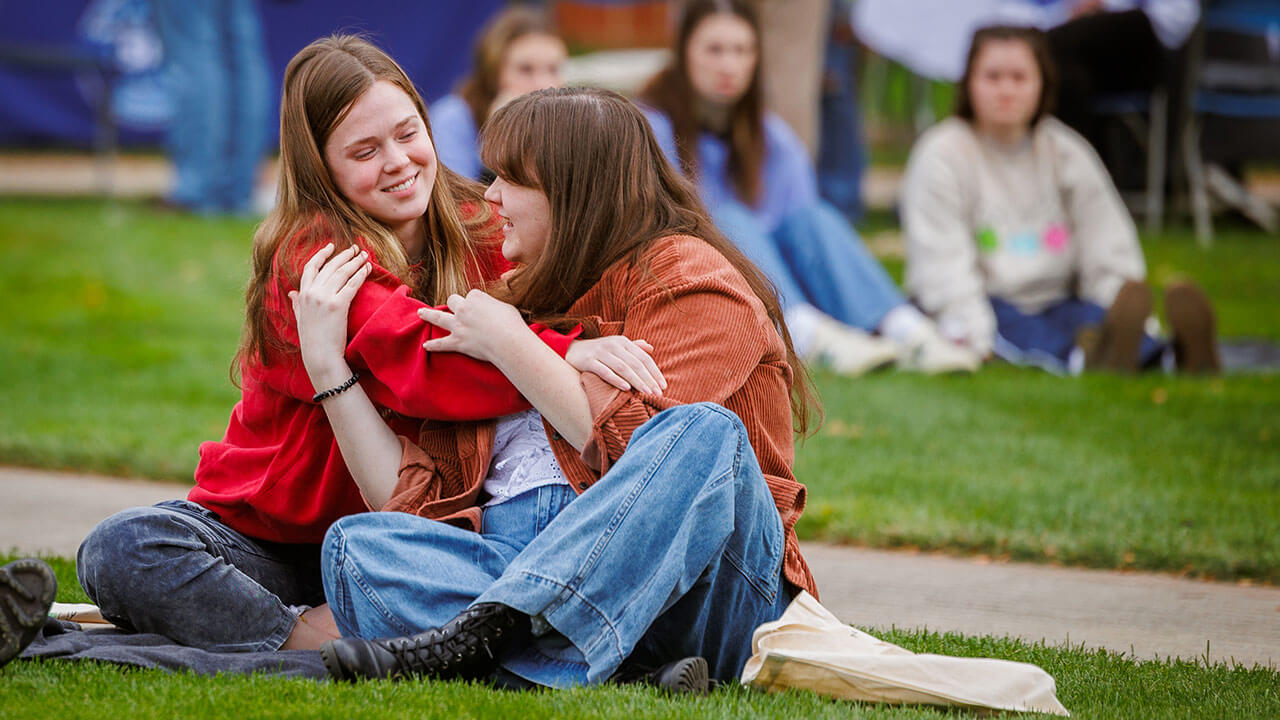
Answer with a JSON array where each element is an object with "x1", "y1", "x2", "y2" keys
[
  {"x1": 577, "y1": 247, "x2": 780, "y2": 474},
  {"x1": 1053, "y1": 125, "x2": 1146, "y2": 308},
  {"x1": 901, "y1": 129, "x2": 996, "y2": 356},
  {"x1": 265, "y1": 248, "x2": 579, "y2": 422},
  {"x1": 343, "y1": 264, "x2": 580, "y2": 420}
]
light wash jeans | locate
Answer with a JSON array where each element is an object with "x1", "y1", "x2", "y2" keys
[
  {"x1": 77, "y1": 499, "x2": 323, "y2": 652},
  {"x1": 322, "y1": 402, "x2": 794, "y2": 687},
  {"x1": 714, "y1": 200, "x2": 904, "y2": 331},
  {"x1": 149, "y1": 0, "x2": 270, "y2": 214}
]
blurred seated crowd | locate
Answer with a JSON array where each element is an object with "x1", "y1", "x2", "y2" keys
[
  {"x1": 424, "y1": 0, "x2": 1237, "y2": 377},
  {"x1": 56, "y1": 0, "x2": 1275, "y2": 377}
]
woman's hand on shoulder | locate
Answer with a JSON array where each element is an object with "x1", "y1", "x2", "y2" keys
[
  {"x1": 418, "y1": 289, "x2": 527, "y2": 363},
  {"x1": 289, "y1": 243, "x2": 370, "y2": 387},
  {"x1": 566, "y1": 336, "x2": 666, "y2": 395}
]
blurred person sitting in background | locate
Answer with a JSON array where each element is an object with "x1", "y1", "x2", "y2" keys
[
  {"x1": 639, "y1": 0, "x2": 980, "y2": 376},
  {"x1": 901, "y1": 25, "x2": 1219, "y2": 375},
  {"x1": 429, "y1": 5, "x2": 568, "y2": 182}
]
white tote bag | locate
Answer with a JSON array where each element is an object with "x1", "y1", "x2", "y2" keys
[{"x1": 741, "y1": 591, "x2": 1070, "y2": 716}]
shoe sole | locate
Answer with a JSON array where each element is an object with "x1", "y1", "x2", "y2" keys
[
  {"x1": 1095, "y1": 281, "x2": 1151, "y2": 373},
  {"x1": 0, "y1": 558, "x2": 57, "y2": 667},
  {"x1": 1165, "y1": 283, "x2": 1221, "y2": 375},
  {"x1": 654, "y1": 656, "x2": 710, "y2": 694}
]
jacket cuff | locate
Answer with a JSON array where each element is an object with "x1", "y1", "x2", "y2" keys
[
  {"x1": 379, "y1": 436, "x2": 438, "y2": 514},
  {"x1": 579, "y1": 373, "x2": 623, "y2": 473}
]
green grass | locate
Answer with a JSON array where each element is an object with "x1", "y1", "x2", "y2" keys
[
  {"x1": 0, "y1": 197, "x2": 1277, "y2": 582},
  {"x1": 798, "y1": 367, "x2": 1280, "y2": 581},
  {"x1": 6, "y1": 651, "x2": 1277, "y2": 720},
  {"x1": 2, "y1": 555, "x2": 1276, "y2": 720},
  {"x1": 0, "y1": 198, "x2": 249, "y2": 478}
]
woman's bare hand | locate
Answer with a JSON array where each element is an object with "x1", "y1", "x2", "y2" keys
[
  {"x1": 418, "y1": 289, "x2": 526, "y2": 363},
  {"x1": 566, "y1": 336, "x2": 666, "y2": 395},
  {"x1": 288, "y1": 243, "x2": 370, "y2": 389}
]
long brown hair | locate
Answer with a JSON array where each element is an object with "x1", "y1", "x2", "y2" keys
[
  {"x1": 639, "y1": 0, "x2": 765, "y2": 205},
  {"x1": 457, "y1": 5, "x2": 559, "y2": 130},
  {"x1": 955, "y1": 25, "x2": 1058, "y2": 124},
  {"x1": 236, "y1": 35, "x2": 492, "y2": 375},
  {"x1": 481, "y1": 87, "x2": 817, "y2": 433}
]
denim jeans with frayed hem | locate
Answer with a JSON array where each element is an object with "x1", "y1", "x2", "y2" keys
[
  {"x1": 714, "y1": 200, "x2": 905, "y2": 331},
  {"x1": 77, "y1": 500, "x2": 323, "y2": 652},
  {"x1": 322, "y1": 402, "x2": 795, "y2": 687}
]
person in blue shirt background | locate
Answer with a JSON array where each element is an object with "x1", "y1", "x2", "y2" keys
[
  {"x1": 430, "y1": 5, "x2": 567, "y2": 183},
  {"x1": 638, "y1": 0, "x2": 980, "y2": 376}
]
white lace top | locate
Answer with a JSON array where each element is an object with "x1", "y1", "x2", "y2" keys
[{"x1": 482, "y1": 409, "x2": 568, "y2": 507}]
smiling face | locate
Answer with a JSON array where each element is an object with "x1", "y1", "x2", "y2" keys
[
  {"x1": 685, "y1": 12, "x2": 758, "y2": 106},
  {"x1": 483, "y1": 174, "x2": 552, "y2": 265},
  {"x1": 324, "y1": 80, "x2": 437, "y2": 253},
  {"x1": 967, "y1": 38, "x2": 1042, "y2": 140},
  {"x1": 496, "y1": 32, "x2": 567, "y2": 99}
]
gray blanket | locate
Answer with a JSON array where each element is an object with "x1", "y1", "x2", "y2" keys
[{"x1": 19, "y1": 619, "x2": 329, "y2": 678}]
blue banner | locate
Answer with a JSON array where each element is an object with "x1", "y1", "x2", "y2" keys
[{"x1": 0, "y1": 0, "x2": 504, "y2": 148}]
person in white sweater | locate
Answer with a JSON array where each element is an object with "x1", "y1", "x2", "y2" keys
[{"x1": 901, "y1": 24, "x2": 1219, "y2": 374}]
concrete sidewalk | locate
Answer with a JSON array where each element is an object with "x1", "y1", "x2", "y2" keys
[
  {"x1": 2, "y1": 466, "x2": 1276, "y2": 669},
  {"x1": 0, "y1": 153, "x2": 904, "y2": 211}
]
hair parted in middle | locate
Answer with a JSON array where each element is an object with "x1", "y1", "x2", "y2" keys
[
  {"x1": 954, "y1": 25, "x2": 1058, "y2": 125},
  {"x1": 639, "y1": 0, "x2": 766, "y2": 205},
  {"x1": 237, "y1": 34, "x2": 492, "y2": 375},
  {"x1": 457, "y1": 4, "x2": 559, "y2": 130},
  {"x1": 480, "y1": 86, "x2": 817, "y2": 432}
]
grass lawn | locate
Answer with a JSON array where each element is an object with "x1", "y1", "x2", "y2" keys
[
  {"x1": 2, "y1": 555, "x2": 1276, "y2": 720},
  {"x1": 0, "y1": 197, "x2": 1277, "y2": 583}
]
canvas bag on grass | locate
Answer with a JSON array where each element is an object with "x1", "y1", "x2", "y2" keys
[{"x1": 741, "y1": 591, "x2": 1070, "y2": 716}]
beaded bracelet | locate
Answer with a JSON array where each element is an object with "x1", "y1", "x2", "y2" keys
[{"x1": 312, "y1": 370, "x2": 360, "y2": 403}]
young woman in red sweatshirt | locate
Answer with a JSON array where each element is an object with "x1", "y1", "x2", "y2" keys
[{"x1": 73, "y1": 36, "x2": 657, "y2": 654}]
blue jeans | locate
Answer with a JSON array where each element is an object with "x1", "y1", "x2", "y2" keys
[
  {"x1": 77, "y1": 500, "x2": 324, "y2": 652},
  {"x1": 322, "y1": 403, "x2": 794, "y2": 687},
  {"x1": 148, "y1": 0, "x2": 270, "y2": 214},
  {"x1": 991, "y1": 296, "x2": 1164, "y2": 372},
  {"x1": 714, "y1": 200, "x2": 904, "y2": 331}
]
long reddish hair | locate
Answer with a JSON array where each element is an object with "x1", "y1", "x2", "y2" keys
[
  {"x1": 481, "y1": 87, "x2": 818, "y2": 432},
  {"x1": 639, "y1": 0, "x2": 766, "y2": 205}
]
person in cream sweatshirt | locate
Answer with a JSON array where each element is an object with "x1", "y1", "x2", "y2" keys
[{"x1": 902, "y1": 24, "x2": 1217, "y2": 374}]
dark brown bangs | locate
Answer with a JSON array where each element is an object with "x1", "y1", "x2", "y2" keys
[{"x1": 479, "y1": 107, "x2": 540, "y2": 188}]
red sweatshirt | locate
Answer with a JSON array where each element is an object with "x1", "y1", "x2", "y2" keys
[{"x1": 190, "y1": 217, "x2": 577, "y2": 543}]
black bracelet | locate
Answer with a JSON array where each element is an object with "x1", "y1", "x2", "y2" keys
[{"x1": 312, "y1": 371, "x2": 360, "y2": 403}]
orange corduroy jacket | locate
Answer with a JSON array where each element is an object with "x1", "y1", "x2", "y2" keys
[{"x1": 380, "y1": 234, "x2": 818, "y2": 598}]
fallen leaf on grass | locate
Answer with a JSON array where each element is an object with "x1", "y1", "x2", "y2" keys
[{"x1": 823, "y1": 419, "x2": 863, "y2": 439}]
